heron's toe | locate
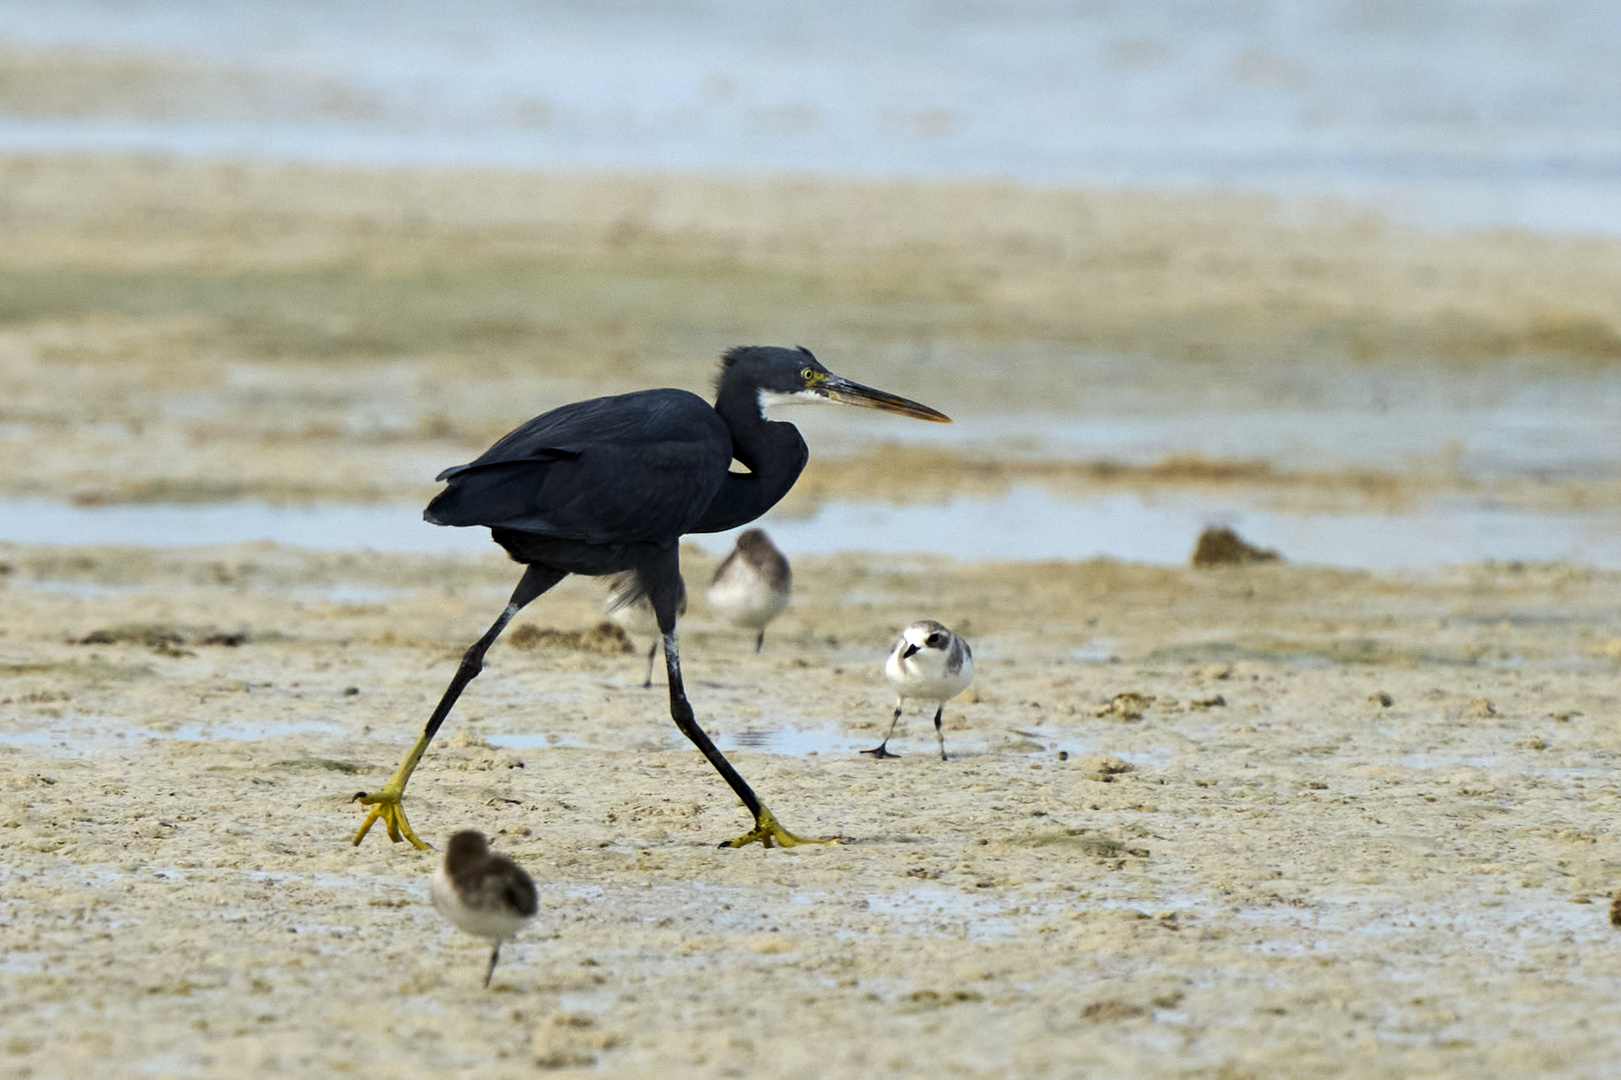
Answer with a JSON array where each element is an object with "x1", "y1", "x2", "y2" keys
[
  {"x1": 351, "y1": 788, "x2": 430, "y2": 850},
  {"x1": 721, "y1": 805, "x2": 840, "y2": 850}
]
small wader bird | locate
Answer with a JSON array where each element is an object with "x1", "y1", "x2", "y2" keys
[
  {"x1": 430, "y1": 830, "x2": 537, "y2": 988},
  {"x1": 353, "y1": 346, "x2": 949, "y2": 850},
  {"x1": 706, "y1": 529, "x2": 791, "y2": 652},
  {"x1": 863, "y1": 620, "x2": 975, "y2": 761}
]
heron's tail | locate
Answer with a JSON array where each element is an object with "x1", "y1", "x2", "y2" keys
[
  {"x1": 605, "y1": 570, "x2": 686, "y2": 616},
  {"x1": 424, "y1": 451, "x2": 576, "y2": 528}
]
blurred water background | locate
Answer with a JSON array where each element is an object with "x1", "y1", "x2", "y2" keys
[
  {"x1": 2, "y1": 0, "x2": 1619, "y2": 231},
  {"x1": 1, "y1": 1, "x2": 1619, "y2": 566}
]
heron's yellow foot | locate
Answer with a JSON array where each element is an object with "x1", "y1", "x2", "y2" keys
[
  {"x1": 721, "y1": 804, "x2": 840, "y2": 849},
  {"x1": 351, "y1": 787, "x2": 430, "y2": 850}
]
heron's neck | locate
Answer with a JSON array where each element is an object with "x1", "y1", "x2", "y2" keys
[{"x1": 692, "y1": 388, "x2": 809, "y2": 533}]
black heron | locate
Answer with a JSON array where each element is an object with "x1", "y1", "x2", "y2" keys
[{"x1": 352, "y1": 346, "x2": 950, "y2": 850}]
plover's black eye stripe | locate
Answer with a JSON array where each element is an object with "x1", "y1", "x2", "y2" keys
[{"x1": 926, "y1": 633, "x2": 944, "y2": 647}]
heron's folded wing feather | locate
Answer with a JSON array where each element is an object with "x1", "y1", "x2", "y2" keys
[
  {"x1": 434, "y1": 447, "x2": 576, "y2": 484},
  {"x1": 426, "y1": 438, "x2": 727, "y2": 544},
  {"x1": 457, "y1": 388, "x2": 717, "y2": 471},
  {"x1": 424, "y1": 387, "x2": 733, "y2": 543}
]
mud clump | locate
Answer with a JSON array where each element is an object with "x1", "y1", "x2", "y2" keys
[
  {"x1": 508, "y1": 621, "x2": 633, "y2": 656},
  {"x1": 79, "y1": 625, "x2": 185, "y2": 649},
  {"x1": 76, "y1": 624, "x2": 250, "y2": 657},
  {"x1": 1093, "y1": 692, "x2": 1155, "y2": 721},
  {"x1": 1191, "y1": 526, "x2": 1282, "y2": 567},
  {"x1": 1081, "y1": 999, "x2": 1147, "y2": 1022},
  {"x1": 1078, "y1": 754, "x2": 1135, "y2": 782}
]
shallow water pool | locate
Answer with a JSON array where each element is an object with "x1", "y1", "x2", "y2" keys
[{"x1": 3, "y1": 489, "x2": 1618, "y2": 571}]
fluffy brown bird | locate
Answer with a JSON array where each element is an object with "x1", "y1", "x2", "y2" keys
[
  {"x1": 706, "y1": 529, "x2": 791, "y2": 652},
  {"x1": 430, "y1": 830, "x2": 538, "y2": 987}
]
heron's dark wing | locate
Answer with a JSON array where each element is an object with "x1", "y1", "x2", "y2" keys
[
  {"x1": 425, "y1": 389, "x2": 732, "y2": 545},
  {"x1": 440, "y1": 389, "x2": 711, "y2": 478}
]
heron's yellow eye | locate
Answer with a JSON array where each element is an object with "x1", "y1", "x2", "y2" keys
[{"x1": 800, "y1": 367, "x2": 815, "y2": 381}]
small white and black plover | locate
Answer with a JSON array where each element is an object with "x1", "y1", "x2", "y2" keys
[
  {"x1": 706, "y1": 529, "x2": 791, "y2": 652},
  {"x1": 605, "y1": 571, "x2": 686, "y2": 687},
  {"x1": 430, "y1": 830, "x2": 539, "y2": 988},
  {"x1": 863, "y1": 620, "x2": 975, "y2": 762}
]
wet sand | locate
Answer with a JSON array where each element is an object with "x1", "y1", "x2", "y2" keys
[
  {"x1": 3, "y1": 153, "x2": 1621, "y2": 1078},
  {"x1": 2, "y1": 153, "x2": 1621, "y2": 512},
  {"x1": 3, "y1": 542, "x2": 1621, "y2": 1078}
]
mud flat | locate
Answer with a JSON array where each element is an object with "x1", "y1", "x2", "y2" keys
[
  {"x1": 4, "y1": 152, "x2": 1621, "y2": 1077},
  {"x1": 2, "y1": 542, "x2": 1620, "y2": 1078},
  {"x1": 3, "y1": 153, "x2": 1621, "y2": 513}
]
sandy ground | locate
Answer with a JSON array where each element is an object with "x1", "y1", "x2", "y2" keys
[
  {"x1": 3, "y1": 153, "x2": 1621, "y2": 1078},
  {"x1": 3, "y1": 541, "x2": 1621, "y2": 1079}
]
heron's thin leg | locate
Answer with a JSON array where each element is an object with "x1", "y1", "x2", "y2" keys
[
  {"x1": 658, "y1": 629, "x2": 761, "y2": 814},
  {"x1": 641, "y1": 640, "x2": 658, "y2": 689},
  {"x1": 933, "y1": 703, "x2": 948, "y2": 762},
  {"x1": 647, "y1": 569, "x2": 836, "y2": 849},
  {"x1": 353, "y1": 564, "x2": 566, "y2": 848},
  {"x1": 861, "y1": 699, "x2": 905, "y2": 759},
  {"x1": 483, "y1": 943, "x2": 502, "y2": 989},
  {"x1": 754, "y1": 629, "x2": 765, "y2": 653}
]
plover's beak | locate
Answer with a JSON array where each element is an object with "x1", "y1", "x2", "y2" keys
[
  {"x1": 819, "y1": 374, "x2": 951, "y2": 423},
  {"x1": 901, "y1": 642, "x2": 920, "y2": 659}
]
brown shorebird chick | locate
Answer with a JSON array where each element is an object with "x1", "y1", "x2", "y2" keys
[
  {"x1": 706, "y1": 529, "x2": 791, "y2": 652},
  {"x1": 430, "y1": 830, "x2": 538, "y2": 988},
  {"x1": 605, "y1": 571, "x2": 686, "y2": 687},
  {"x1": 863, "y1": 620, "x2": 974, "y2": 762}
]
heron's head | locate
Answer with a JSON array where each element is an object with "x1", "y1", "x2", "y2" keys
[{"x1": 719, "y1": 345, "x2": 951, "y2": 423}]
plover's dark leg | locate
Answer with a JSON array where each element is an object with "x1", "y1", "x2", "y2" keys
[
  {"x1": 353, "y1": 564, "x2": 566, "y2": 848},
  {"x1": 641, "y1": 640, "x2": 658, "y2": 688},
  {"x1": 484, "y1": 943, "x2": 502, "y2": 989},
  {"x1": 933, "y1": 703, "x2": 948, "y2": 762},
  {"x1": 754, "y1": 628, "x2": 765, "y2": 653},
  {"x1": 862, "y1": 700, "x2": 904, "y2": 759}
]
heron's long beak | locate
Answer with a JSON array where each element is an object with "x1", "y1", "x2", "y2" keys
[{"x1": 820, "y1": 375, "x2": 952, "y2": 423}]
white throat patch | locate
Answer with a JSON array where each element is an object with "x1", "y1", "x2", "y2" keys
[{"x1": 757, "y1": 388, "x2": 831, "y2": 415}]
